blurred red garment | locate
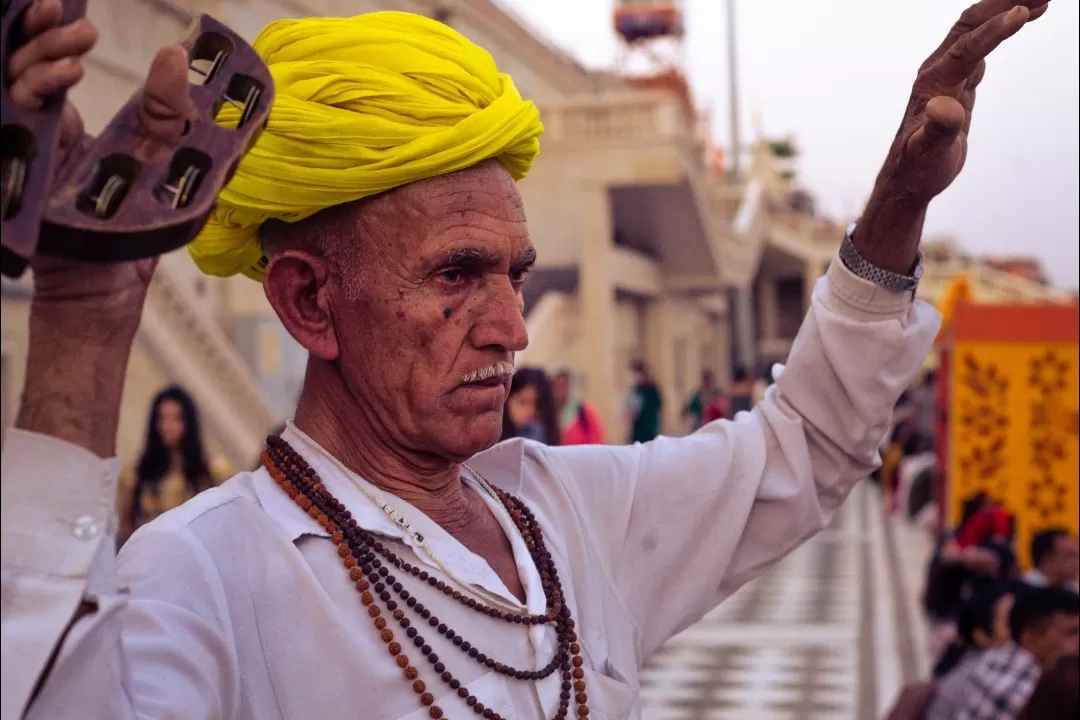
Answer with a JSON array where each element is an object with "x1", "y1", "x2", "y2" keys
[
  {"x1": 956, "y1": 505, "x2": 1013, "y2": 549},
  {"x1": 703, "y1": 395, "x2": 729, "y2": 423},
  {"x1": 561, "y1": 403, "x2": 606, "y2": 445}
]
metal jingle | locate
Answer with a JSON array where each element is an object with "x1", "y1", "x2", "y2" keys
[
  {"x1": 161, "y1": 164, "x2": 203, "y2": 210},
  {"x1": 0, "y1": 156, "x2": 26, "y2": 221},
  {"x1": 189, "y1": 49, "x2": 227, "y2": 85},
  {"x1": 89, "y1": 174, "x2": 128, "y2": 218},
  {"x1": 230, "y1": 83, "x2": 262, "y2": 129}
]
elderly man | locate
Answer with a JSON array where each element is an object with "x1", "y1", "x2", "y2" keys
[{"x1": 0, "y1": 1, "x2": 1055, "y2": 718}]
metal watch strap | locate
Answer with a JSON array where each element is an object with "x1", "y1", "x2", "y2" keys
[{"x1": 838, "y1": 221, "x2": 923, "y2": 293}]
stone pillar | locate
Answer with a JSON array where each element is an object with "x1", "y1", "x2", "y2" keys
[
  {"x1": 731, "y1": 286, "x2": 756, "y2": 376},
  {"x1": 644, "y1": 296, "x2": 682, "y2": 436},
  {"x1": 578, "y1": 186, "x2": 619, "y2": 441}
]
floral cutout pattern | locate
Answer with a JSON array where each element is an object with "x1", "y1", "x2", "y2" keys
[
  {"x1": 956, "y1": 353, "x2": 1011, "y2": 504},
  {"x1": 1026, "y1": 350, "x2": 1079, "y2": 522}
]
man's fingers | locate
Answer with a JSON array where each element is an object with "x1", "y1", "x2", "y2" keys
[
  {"x1": 1028, "y1": 3, "x2": 1050, "y2": 21},
  {"x1": 138, "y1": 44, "x2": 194, "y2": 143},
  {"x1": 8, "y1": 56, "x2": 83, "y2": 109},
  {"x1": 967, "y1": 59, "x2": 988, "y2": 91},
  {"x1": 922, "y1": 1, "x2": 1049, "y2": 71},
  {"x1": 926, "y1": 5, "x2": 1029, "y2": 88},
  {"x1": 959, "y1": 87, "x2": 978, "y2": 135},
  {"x1": 7, "y1": 18, "x2": 98, "y2": 82},
  {"x1": 22, "y1": 0, "x2": 63, "y2": 35}
]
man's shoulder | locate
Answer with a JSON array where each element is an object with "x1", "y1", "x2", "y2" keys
[
  {"x1": 468, "y1": 438, "x2": 640, "y2": 513},
  {"x1": 127, "y1": 470, "x2": 262, "y2": 538}
]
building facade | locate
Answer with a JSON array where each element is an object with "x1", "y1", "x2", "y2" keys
[{"x1": 2, "y1": 0, "x2": 943, "y2": 465}]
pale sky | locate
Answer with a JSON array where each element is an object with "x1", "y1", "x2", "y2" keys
[{"x1": 499, "y1": 0, "x2": 1080, "y2": 288}]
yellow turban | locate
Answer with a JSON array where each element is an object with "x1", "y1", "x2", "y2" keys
[{"x1": 188, "y1": 12, "x2": 544, "y2": 281}]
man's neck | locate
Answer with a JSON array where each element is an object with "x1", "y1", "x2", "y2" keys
[{"x1": 291, "y1": 362, "x2": 473, "y2": 531}]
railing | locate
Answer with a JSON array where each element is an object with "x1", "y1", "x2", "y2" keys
[
  {"x1": 140, "y1": 259, "x2": 280, "y2": 467},
  {"x1": 769, "y1": 210, "x2": 845, "y2": 250},
  {"x1": 539, "y1": 92, "x2": 694, "y2": 149}
]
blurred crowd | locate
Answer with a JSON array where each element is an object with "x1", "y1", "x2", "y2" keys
[
  {"x1": 880, "y1": 368, "x2": 1080, "y2": 720},
  {"x1": 500, "y1": 362, "x2": 775, "y2": 447}
]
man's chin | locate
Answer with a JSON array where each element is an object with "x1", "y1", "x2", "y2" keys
[{"x1": 430, "y1": 414, "x2": 503, "y2": 461}]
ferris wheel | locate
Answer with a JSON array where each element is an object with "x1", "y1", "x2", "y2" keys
[{"x1": 612, "y1": 0, "x2": 687, "y2": 75}]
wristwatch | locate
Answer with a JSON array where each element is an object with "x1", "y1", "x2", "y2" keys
[{"x1": 839, "y1": 220, "x2": 923, "y2": 293}]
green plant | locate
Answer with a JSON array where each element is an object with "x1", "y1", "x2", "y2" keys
[{"x1": 768, "y1": 137, "x2": 798, "y2": 158}]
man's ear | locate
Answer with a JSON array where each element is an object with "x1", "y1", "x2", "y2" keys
[{"x1": 263, "y1": 250, "x2": 340, "y2": 361}]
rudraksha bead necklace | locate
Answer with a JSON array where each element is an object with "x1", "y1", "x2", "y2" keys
[
  {"x1": 262, "y1": 435, "x2": 589, "y2": 720},
  {"x1": 284, "y1": 420, "x2": 530, "y2": 616}
]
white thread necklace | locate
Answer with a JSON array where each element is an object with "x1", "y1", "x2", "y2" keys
[{"x1": 283, "y1": 421, "x2": 530, "y2": 614}]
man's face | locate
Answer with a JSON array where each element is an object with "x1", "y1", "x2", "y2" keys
[
  {"x1": 1048, "y1": 535, "x2": 1080, "y2": 586},
  {"x1": 1025, "y1": 612, "x2": 1080, "y2": 670},
  {"x1": 272, "y1": 160, "x2": 534, "y2": 461}
]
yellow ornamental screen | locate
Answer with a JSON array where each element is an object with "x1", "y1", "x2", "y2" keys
[{"x1": 946, "y1": 303, "x2": 1080, "y2": 569}]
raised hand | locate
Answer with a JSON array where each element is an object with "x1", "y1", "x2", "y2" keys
[
  {"x1": 8, "y1": 0, "x2": 194, "y2": 457},
  {"x1": 879, "y1": 1, "x2": 1050, "y2": 203},
  {"x1": 857, "y1": 1, "x2": 1051, "y2": 274}
]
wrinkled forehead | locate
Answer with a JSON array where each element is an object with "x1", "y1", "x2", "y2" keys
[{"x1": 370, "y1": 159, "x2": 526, "y2": 249}]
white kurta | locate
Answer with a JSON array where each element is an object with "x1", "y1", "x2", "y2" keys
[{"x1": 0, "y1": 259, "x2": 939, "y2": 720}]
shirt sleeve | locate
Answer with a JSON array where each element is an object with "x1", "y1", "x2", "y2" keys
[
  {"x1": 543, "y1": 256, "x2": 940, "y2": 657},
  {"x1": 1, "y1": 430, "x2": 239, "y2": 719}
]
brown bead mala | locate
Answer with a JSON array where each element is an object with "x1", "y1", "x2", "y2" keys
[{"x1": 261, "y1": 435, "x2": 589, "y2": 720}]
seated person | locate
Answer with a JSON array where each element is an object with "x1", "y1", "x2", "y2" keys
[
  {"x1": 926, "y1": 586, "x2": 1080, "y2": 720},
  {"x1": 1025, "y1": 529, "x2": 1080, "y2": 592}
]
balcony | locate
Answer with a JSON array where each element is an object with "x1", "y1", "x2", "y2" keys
[{"x1": 534, "y1": 91, "x2": 724, "y2": 290}]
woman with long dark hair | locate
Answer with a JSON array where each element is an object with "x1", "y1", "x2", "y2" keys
[
  {"x1": 117, "y1": 386, "x2": 230, "y2": 544},
  {"x1": 500, "y1": 368, "x2": 561, "y2": 445}
]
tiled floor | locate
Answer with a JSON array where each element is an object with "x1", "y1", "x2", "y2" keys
[{"x1": 640, "y1": 487, "x2": 877, "y2": 720}]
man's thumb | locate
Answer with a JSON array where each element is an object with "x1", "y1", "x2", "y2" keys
[
  {"x1": 906, "y1": 95, "x2": 965, "y2": 157},
  {"x1": 139, "y1": 44, "x2": 192, "y2": 143}
]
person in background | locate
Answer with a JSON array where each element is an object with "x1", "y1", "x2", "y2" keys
[
  {"x1": 924, "y1": 493, "x2": 1015, "y2": 664},
  {"x1": 956, "y1": 494, "x2": 1015, "y2": 549},
  {"x1": 551, "y1": 369, "x2": 606, "y2": 445},
  {"x1": 729, "y1": 365, "x2": 756, "y2": 416},
  {"x1": 1017, "y1": 654, "x2": 1079, "y2": 720},
  {"x1": 501, "y1": 367, "x2": 561, "y2": 445},
  {"x1": 702, "y1": 388, "x2": 730, "y2": 425},
  {"x1": 939, "y1": 586, "x2": 1080, "y2": 720},
  {"x1": 932, "y1": 582, "x2": 1016, "y2": 679},
  {"x1": 118, "y1": 386, "x2": 231, "y2": 545},
  {"x1": 683, "y1": 370, "x2": 724, "y2": 430},
  {"x1": 626, "y1": 360, "x2": 662, "y2": 443},
  {"x1": 1026, "y1": 529, "x2": 1080, "y2": 591},
  {"x1": 912, "y1": 369, "x2": 938, "y2": 440}
]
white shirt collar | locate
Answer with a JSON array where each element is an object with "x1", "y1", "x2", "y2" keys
[{"x1": 250, "y1": 427, "x2": 537, "y2": 610}]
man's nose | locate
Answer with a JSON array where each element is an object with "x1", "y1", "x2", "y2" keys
[{"x1": 471, "y1": 280, "x2": 528, "y2": 352}]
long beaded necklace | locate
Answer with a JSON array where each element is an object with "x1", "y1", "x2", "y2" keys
[
  {"x1": 261, "y1": 435, "x2": 589, "y2": 720},
  {"x1": 284, "y1": 421, "x2": 529, "y2": 615}
]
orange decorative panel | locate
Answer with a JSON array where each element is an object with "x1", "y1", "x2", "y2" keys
[{"x1": 948, "y1": 339, "x2": 1080, "y2": 569}]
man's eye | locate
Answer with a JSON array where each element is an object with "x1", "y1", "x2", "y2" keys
[
  {"x1": 440, "y1": 268, "x2": 464, "y2": 284},
  {"x1": 509, "y1": 268, "x2": 530, "y2": 284}
]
